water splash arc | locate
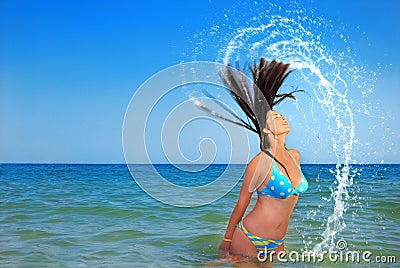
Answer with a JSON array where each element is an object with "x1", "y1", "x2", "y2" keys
[{"x1": 192, "y1": 2, "x2": 371, "y2": 253}]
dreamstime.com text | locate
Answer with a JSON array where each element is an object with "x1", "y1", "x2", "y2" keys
[{"x1": 257, "y1": 240, "x2": 397, "y2": 264}]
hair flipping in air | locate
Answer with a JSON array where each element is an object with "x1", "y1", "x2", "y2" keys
[{"x1": 193, "y1": 58, "x2": 303, "y2": 171}]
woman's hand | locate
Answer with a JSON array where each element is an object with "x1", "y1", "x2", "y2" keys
[{"x1": 218, "y1": 240, "x2": 231, "y2": 255}]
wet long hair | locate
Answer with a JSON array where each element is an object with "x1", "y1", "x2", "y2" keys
[{"x1": 195, "y1": 58, "x2": 303, "y2": 176}]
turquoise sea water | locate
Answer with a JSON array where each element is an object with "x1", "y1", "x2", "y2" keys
[{"x1": 1, "y1": 164, "x2": 399, "y2": 267}]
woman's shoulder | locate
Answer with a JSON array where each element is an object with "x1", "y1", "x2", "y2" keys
[
  {"x1": 247, "y1": 151, "x2": 273, "y2": 171},
  {"x1": 287, "y1": 148, "x2": 301, "y2": 164},
  {"x1": 245, "y1": 152, "x2": 273, "y2": 189},
  {"x1": 248, "y1": 153, "x2": 262, "y2": 170}
]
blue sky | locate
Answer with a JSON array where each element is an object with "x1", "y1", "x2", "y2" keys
[{"x1": 0, "y1": 0, "x2": 399, "y2": 164}]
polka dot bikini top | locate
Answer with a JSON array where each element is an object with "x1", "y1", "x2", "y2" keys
[{"x1": 257, "y1": 151, "x2": 308, "y2": 198}]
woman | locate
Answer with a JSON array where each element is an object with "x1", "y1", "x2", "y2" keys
[
  {"x1": 219, "y1": 109, "x2": 308, "y2": 259},
  {"x1": 198, "y1": 58, "x2": 308, "y2": 259}
]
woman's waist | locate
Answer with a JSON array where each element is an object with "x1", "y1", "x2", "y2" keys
[{"x1": 243, "y1": 210, "x2": 291, "y2": 239}]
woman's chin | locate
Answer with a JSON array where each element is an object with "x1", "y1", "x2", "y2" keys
[{"x1": 279, "y1": 129, "x2": 290, "y2": 135}]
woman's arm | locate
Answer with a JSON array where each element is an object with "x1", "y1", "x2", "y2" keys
[{"x1": 219, "y1": 155, "x2": 260, "y2": 252}]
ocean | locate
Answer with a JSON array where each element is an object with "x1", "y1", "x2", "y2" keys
[{"x1": 1, "y1": 164, "x2": 399, "y2": 267}]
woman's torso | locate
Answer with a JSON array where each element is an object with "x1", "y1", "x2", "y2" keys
[
  {"x1": 242, "y1": 150, "x2": 307, "y2": 239},
  {"x1": 243, "y1": 195, "x2": 298, "y2": 239}
]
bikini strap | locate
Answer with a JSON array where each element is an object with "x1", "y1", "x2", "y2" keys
[
  {"x1": 237, "y1": 219, "x2": 249, "y2": 234},
  {"x1": 286, "y1": 150, "x2": 301, "y2": 170}
]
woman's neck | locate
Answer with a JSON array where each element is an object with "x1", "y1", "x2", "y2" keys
[{"x1": 267, "y1": 134, "x2": 287, "y2": 154}]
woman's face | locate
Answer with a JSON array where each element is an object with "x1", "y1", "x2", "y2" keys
[{"x1": 264, "y1": 110, "x2": 290, "y2": 136}]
